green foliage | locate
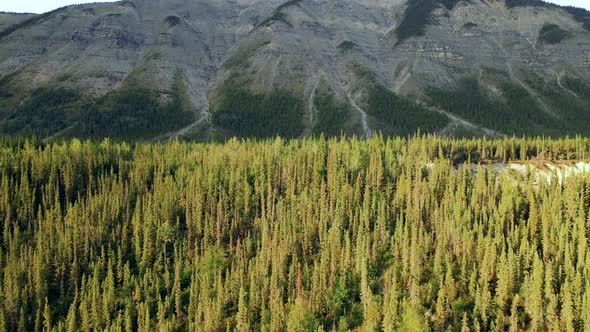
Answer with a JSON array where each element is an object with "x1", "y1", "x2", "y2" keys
[
  {"x1": 255, "y1": 0, "x2": 303, "y2": 29},
  {"x1": 0, "y1": 136, "x2": 590, "y2": 330},
  {"x1": 396, "y1": 0, "x2": 463, "y2": 43},
  {"x1": 366, "y1": 84, "x2": 448, "y2": 135},
  {"x1": 1, "y1": 86, "x2": 80, "y2": 137},
  {"x1": 399, "y1": 302, "x2": 429, "y2": 331},
  {"x1": 78, "y1": 74, "x2": 195, "y2": 139},
  {"x1": 427, "y1": 77, "x2": 572, "y2": 136},
  {"x1": 223, "y1": 38, "x2": 271, "y2": 69},
  {"x1": 396, "y1": 0, "x2": 438, "y2": 42},
  {"x1": 505, "y1": 0, "x2": 552, "y2": 8},
  {"x1": 212, "y1": 83, "x2": 304, "y2": 138},
  {"x1": 276, "y1": 0, "x2": 304, "y2": 12},
  {"x1": 0, "y1": 71, "x2": 196, "y2": 140},
  {"x1": 564, "y1": 6, "x2": 590, "y2": 32},
  {"x1": 538, "y1": 23, "x2": 569, "y2": 44},
  {"x1": 325, "y1": 273, "x2": 362, "y2": 327},
  {"x1": 350, "y1": 64, "x2": 449, "y2": 136},
  {"x1": 0, "y1": 73, "x2": 16, "y2": 100},
  {"x1": 287, "y1": 299, "x2": 321, "y2": 332},
  {"x1": 256, "y1": 12, "x2": 291, "y2": 29},
  {"x1": 463, "y1": 22, "x2": 478, "y2": 29},
  {"x1": 164, "y1": 15, "x2": 181, "y2": 27},
  {"x1": 0, "y1": 71, "x2": 29, "y2": 114},
  {"x1": 563, "y1": 75, "x2": 590, "y2": 97},
  {"x1": 312, "y1": 83, "x2": 356, "y2": 137},
  {"x1": 521, "y1": 72, "x2": 590, "y2": 135},
  {"x1": 337, "y1": 41, "x2": 357, "y2": 52},
  {"x1": 364, "y1": 80, "x2": 449, "y2": 136},
  {"x1": 452, "y1": 125, "x2": 485, "y2": 138}
]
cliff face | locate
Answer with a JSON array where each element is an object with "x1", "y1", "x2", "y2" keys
[{"x1": 1, "y1": 0, "x2": 589, "y2": 139}]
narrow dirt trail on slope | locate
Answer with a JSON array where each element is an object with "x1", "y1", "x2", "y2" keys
[
  {"x1": 347, "y1": 93, "x2": 372, "y2": 139},
  {"x1": 489, "y1": 37, "x2": 559, "y2": 119},
  {"x1": 508, "y1": 63, "x2": 559, "y2": 119},
  {"x1": 485, "y1": 7, "x2": 561, "y2": 119},
  {"x1": 301, "y1": 74, "x2": 322, "y2": 137},
  {"x1": 43, "y1": 125, "x2": 75, "y2": 142},
  {"x1": 314, "y1": 66, "x2": 372, "y2": 139},
  {"x1": 327, "y1": 71, "x2": 372, "y2": 139},
  {"x1": 155, "y1": 71, "x2": 219, "y2": 142},
  {"x1": 555, "y1": 72, "x2": 578, "y2": 98},
  {"x1": 492, "y1": 5, "x2": 537, "y2": 51},
  {"x1": 418, "y1": 101, "x2": 503, "y2": 138},
  {"x1": 152, "y1": 113, "x2": 210, "y2": 142}
]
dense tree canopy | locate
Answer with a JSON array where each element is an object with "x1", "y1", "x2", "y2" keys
[{"x1": 0, "y1": 135, "x2": 589, "y2": 331}]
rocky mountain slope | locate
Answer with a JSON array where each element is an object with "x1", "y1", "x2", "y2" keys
[{"x1": 1, "y1": 0, "x2": 590, "y2": 140}]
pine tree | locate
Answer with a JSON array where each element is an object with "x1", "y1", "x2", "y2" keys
[
  {"x1": 509, "y1": 294, "x2": 520, "y2": 332},
  {"x1": 43, "y1": 297, "x2": 51, "y2": 332},
  {"x1": 398, "y1": 300, "x2": 428, "y2": 332},
  {"x1": 525, "y1": 256, "x2": 545, "y2": 331},
  {"x1": 17, "y1": 308, "x2": 26, "y2": 332},
  {"x1": 235, "y1": 286, "x2": 250, "y2": 332},
  {"x1": 173, "y1": 257, "x2": 183, "y2": 329},
  {"x1": 124, "y1": 305, "x2": 133, "y2": 332},
  {"x1": 0, "y1": 307, "x2": 6, "y2": 332},
  {"x1": 461, "y1": 312, "x2": 470, "y2": 332},
  {"x1": 287, "y1": 298, "x2": 319, "y2": 332},
  {"x1": 561, "y1": 281, "x2": 576, "y2": 332},
  {"x1": 66, "y1": 299, "x2": 77, "y2": 332},
  {"x1": 0, "y1": 136, "x2": 589, "y2": 330},
  {"x1": 382, "y1": 276, "x2": 399, "y2": 331}
]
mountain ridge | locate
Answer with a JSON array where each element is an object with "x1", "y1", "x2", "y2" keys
[{"x1": 1, "y1": 0, "x2": 589, "y2": 140}]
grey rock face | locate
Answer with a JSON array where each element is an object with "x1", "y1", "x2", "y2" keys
[{"x1": 0, "y1": 0, "x2": 589, "y2": 139}]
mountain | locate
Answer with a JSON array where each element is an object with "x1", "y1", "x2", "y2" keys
[{"x1": 1, "y1": 0, "x2": 590, "y2": 140}]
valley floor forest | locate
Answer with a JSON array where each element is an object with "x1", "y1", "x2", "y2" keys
[{"x1": 1, "y1": 135, "x2": 590, "y2": 331}]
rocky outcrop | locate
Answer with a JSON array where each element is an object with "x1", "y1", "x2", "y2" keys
[{"x1": 0, "y1": 0, "x2": 589, "y2": 139}]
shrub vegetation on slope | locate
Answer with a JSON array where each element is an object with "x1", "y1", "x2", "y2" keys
[
  {"x1": 396, "y1": 0, "x2": 463, "y2": 43},
  {"x1": 0, "y1": 72, "x2": 196, "y2": 140},
  {"x1": 352, "y1": 64, "x2": 449, "y2": 136},
  {"x1": 426, "y1": 76, "x2": 586, "y2": 136},
  {"x1": 79, "y1": 80, "x2": 195, "y2": 140},
  {"x1": 366, "y1": 83, "x2": 449, "y2": 136},
  {"x1": 538, "y1": 23, "x2": 570, "y2": 44},
  {"x1": 212, "y1": 83, "x2": 305, "y2": 139},
  {"x1": 312, "y1": 81, "x2": 358, "y2": 137},
  {"x1": 1, "y1": 87, "x2": 80, "y2": 138}
]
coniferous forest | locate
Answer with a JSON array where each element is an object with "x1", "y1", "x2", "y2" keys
[{"x1": 1, "y1": 135, "x2": 590, "y2": 331}]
